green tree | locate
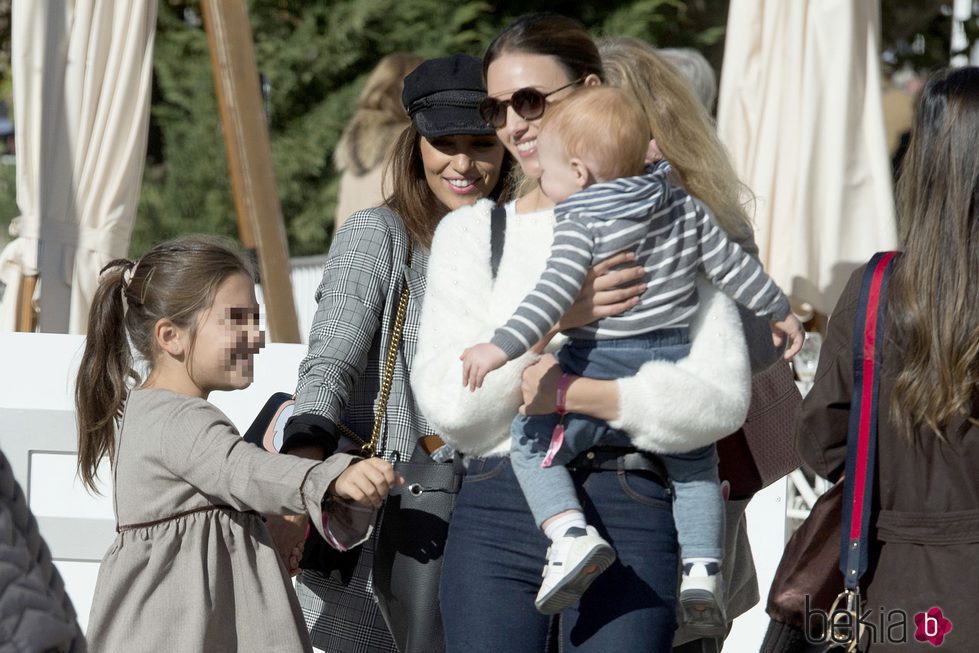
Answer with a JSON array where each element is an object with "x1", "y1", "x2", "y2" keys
[
  {"x1": 0, "y1": 1, "x2": 966, "y2": 255},
  {"x1": 136, "y1": 0, "x2": 733, "y2": 257}
]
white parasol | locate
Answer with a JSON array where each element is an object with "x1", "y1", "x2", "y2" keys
[
  {"x1": 0, "y1": 0, "x2": 156, "y2": 333},
  {"x1": 717, "y1": 0, "x2": 897, "y2": 315}
]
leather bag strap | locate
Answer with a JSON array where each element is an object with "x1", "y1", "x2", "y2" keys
[{"x1": 490, "y1": 205, "x2": 506, "y2": 279}]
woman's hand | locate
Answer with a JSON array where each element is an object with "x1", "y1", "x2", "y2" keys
[
  {"x1": 330, "y1": 457, "x2": 403, "y2": 508},
  {"x1": 559, "y1": 250, "x2": 646, "y2": 331},
  {"x1": 519, "y1": 354, "x2": 564, "y2": 415}
]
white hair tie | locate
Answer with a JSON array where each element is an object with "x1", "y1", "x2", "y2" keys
[{"x1": 122, "y1": 265, "x2": 135, "y2": 288}]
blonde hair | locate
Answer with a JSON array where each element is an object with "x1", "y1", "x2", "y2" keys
[
  {"x1": 540, "y1": 86, "x2": 647, "y2": 181},
  {"x1": 598, "y1": 37, "x2": 757, "y2": 253},
  {"x1": 334, "y1": 53, "x2": 424, "y2": 175}
]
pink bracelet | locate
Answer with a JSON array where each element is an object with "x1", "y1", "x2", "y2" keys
[{"x1": 555, "y1": 372, "x2": 573, "y2": 416}]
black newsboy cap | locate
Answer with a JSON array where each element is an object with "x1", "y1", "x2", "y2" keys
[{"x1": 402, "y1": 54, "x2": 496, "y2": 138}]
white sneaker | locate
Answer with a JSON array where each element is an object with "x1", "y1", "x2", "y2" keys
[
  {"x1": 679, "y1": 563, "x2": 727, "y2": 637},
  {"x1": 535, "y1": 525, "x2": 616, "y2": 614}
]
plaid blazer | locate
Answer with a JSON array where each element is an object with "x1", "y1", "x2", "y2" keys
[
  {"x1": 287, "y1": 206, "x2": 431, "y2": 652},
  {"x1": 289, "y1": 206, "x2": 431, "y2": 458}
]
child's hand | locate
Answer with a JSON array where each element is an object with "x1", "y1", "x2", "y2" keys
[
  {"x1": 331, "y1": 457, "x2": 402, "y2": 508},
  {"x1": 460, "y1": 343, "x2": 508, "y2": 391},
  {"x1": 264, "y1": 513, "x2": 307, "y2": 576},
  {"x1": 772, "y1": 314, "x2": 805, "y2": 360}
]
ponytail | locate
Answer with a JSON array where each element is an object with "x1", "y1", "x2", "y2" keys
[{"x1": 75, "y1": 259, "x2": 139, "y2": 493}]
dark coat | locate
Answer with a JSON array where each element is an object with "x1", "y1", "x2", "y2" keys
[
  {"x1": 0, "y1": 448, "x2": 85, "y2": 652},
  {"x1": 797, "y1": 264, "x2": 979, "y2": 653}
]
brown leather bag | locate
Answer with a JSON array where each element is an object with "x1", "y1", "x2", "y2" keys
[
  {"x1": 718, "y1": 360, "x2": 802, "y2": 500},
  {"x1": 765, "y1": 481, "x2": 845, "y2": 630},
  {"x1": 760, "y1": 482, "x2": 845, "y2": 653}
]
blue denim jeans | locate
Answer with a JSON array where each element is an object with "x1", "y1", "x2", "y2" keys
[
  {"x1": 440, "y1": 455, "x2": 678, "y2": 652},
  {"x1": 510, "y1": 329, "x2": 690, "y2": 528}
]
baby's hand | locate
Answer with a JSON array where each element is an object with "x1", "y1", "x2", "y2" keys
[
  {"x1": 331, "y1": 457, "x2": 402, "y2": 508},
  {"x1": 772, "y1": 314, "x2": 805, "y2": 360},
  {"x1": 460, "y1": 343, "x2": 509, "y2": 391}
]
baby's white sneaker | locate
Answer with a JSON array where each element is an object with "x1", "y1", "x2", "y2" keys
[
  {"x1": 535, "y1": 525, "x2": 616, "y2": 615},
  {"x1": 679, "y1": 561, "x2": 727, "y2": 637}
]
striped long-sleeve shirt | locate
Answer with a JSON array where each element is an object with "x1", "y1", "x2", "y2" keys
[{"x1": 490, "y1": 161, "x2": 791, "y2": 360}]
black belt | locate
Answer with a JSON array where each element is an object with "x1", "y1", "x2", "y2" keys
[{"x1": 567, "y1": 447, "x2": 669, "y2": 485}]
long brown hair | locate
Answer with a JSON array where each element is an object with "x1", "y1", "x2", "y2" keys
[
  {"x1": 384, "y1": 124, "x2": 513, "y2": 249},
  {"x1": 890, "y1": 66, "x2": 979, "y2": 440},
  {"x1": 75, "y1": 235, "x2": 254, "y2": 492},
  {"x1": 599, "y1": 37, "x2": 757, "y2": 254}
]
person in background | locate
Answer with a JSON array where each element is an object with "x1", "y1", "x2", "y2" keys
[
  {"x1": 333, "y1": 53, "x2": 424, "y2": 233},
  {"x1": 798, "y1": 66, "x2": 979, "y2": 653},
  {"x1": 0, "y1": 446, "x2": 85, "y2": 652},
  {"x1": 280, "y1": 54, "x2": 511, "y2": 652},
  {"x1": 658, "y1": 47, "x2": 718, "y2": 115}
]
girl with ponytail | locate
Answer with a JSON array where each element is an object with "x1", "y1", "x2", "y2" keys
[{"x1": 77, "y1": 234, "x2": 400, "y2": 652}]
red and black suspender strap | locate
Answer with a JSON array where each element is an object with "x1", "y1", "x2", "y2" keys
[{"x1": 839, "y1": 251, "x2": 898, "y2": 589}]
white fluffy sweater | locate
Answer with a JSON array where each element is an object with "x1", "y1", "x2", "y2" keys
[{"x1": 410, "y1": 199, "x2": 751, "y2": 457}]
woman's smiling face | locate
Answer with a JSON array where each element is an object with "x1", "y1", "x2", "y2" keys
[
  {"x1": 419, "y1": 133, "x2": 505, "y2": 211},
  {"x1": 485, "y1": 53, "x2": 580, "y2": 180}
]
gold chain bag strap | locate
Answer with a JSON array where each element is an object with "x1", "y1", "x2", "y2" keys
[{"x1": 335, "y1": 283, "x2": 410, "y2": 457}]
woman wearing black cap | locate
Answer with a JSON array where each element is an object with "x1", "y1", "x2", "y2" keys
[{"x1": 278, "y1": 53, "x2": 511, "y2": 653}]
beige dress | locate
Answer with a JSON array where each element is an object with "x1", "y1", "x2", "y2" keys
[{"x1": 87, "y1": 388, "x2": 374, "y2": 653}]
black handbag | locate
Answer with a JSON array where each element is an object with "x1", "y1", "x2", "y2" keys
[
  {"x1": 338, "y1": 273, "x2": 461, "y2": 653},
  {"x1": 369, "y1": 206, "x2": 508, "y2": 651},
  {"x1": 301, "y1": 255, "x2": 460, "y2": 651},
  {"x1": 372, "y1": 441, "x2": 463, "y2": 653}
]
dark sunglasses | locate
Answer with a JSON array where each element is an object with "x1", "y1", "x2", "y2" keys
[{"x1": 478, "y1": 78, "x2": 584, "y2": 128}]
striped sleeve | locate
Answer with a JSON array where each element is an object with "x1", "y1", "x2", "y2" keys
[
  {"x1": 490, "y1": 217, "x2": 595, "y2": 358},
  {"x1": 694, "y1": 200, "x2": 791, "y2": 320}
]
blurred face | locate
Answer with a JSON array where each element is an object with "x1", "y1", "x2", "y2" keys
[
  {"x1": 189, "y1": 272, "x2": 265, "y2": 394},
  {"x1": 485, "y1": 53, "x2": 581, "y2": 179},
  {"x1": 419, "y1": 134, "x2": 505, "y2": 211},
  {"x1": 536, "y1": 129, "x2": 583, "y2": 204}
]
